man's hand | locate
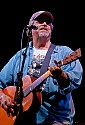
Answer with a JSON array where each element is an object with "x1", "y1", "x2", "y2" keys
[
  {"x1": 48, "y1": 59, "x2": 63, "y2": 79},
  {"x1": 48, "y1": 60, "x2": 69, "y2": 87},
  {"x1": 49, "y1": 65, "x2": 63, "y2": 79},
  {"x1": 0, "y1": 90, "x2": 15, "y2": 115}
]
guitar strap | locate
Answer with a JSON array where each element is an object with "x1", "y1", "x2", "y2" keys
[
  {"x1": 29, "y1": 43, "x2": 56, "y2": 109},
  {"x1": 39, "y1": 43, "x2": 56, "y2": 77}
]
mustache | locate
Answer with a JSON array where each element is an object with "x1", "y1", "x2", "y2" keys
[{"x1": 39, "y1": 27, "x2": 48, "y2": 31}]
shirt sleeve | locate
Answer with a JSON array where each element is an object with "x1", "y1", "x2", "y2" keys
[{"x1": 58, "y1": 59, "x2": 83, "y2": 95}]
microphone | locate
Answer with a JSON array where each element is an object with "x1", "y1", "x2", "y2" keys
[
  {"x1": 26, "y1": 25, "x2": 38, "y2": 30},
  {"x1": 25, "y1": 25, "x2": 38, "y2": 37}
]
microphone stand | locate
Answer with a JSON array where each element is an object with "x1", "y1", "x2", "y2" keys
[{"x1": 14, "y1": 26, "x2": 32, "y2": 116}]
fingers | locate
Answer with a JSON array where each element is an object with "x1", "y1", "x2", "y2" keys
[
  {"x1": 0, "y1": 95, "x2": 15, "y2": 114},
  {"x1": 54, "y1": 59, "x2": 58, "y2": 64},
  {"x1": 48, "y1": 64, "x2": 63, "y2": 79}
]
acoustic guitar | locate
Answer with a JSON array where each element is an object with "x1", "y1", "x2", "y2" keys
[{"x1": 0, "y1": 48, "x2": 81, "y2": 125}]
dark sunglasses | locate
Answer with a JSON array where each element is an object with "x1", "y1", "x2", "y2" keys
[{"x1": 35, "y1": 14, "x2": 52, "y2": 24}]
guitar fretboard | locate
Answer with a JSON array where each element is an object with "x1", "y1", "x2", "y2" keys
[{"x1": 23, "y1": 70, "x2": 51, "y2": 97}]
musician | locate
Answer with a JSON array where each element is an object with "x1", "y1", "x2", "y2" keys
[{"x1": 0, "y1": 11, "x2": 83, "y2": 125}]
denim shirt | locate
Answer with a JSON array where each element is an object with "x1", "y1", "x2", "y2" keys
[{"x1": 0, "y1": 42, "x2": 83, "y2": 124}]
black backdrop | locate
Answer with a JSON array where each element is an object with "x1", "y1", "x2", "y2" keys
[{"x1": 0, "y1": 1, "x2": 85, "y2": 123}]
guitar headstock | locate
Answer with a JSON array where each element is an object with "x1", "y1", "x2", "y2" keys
[{"x1": 58, "y1": 48, "x2": 81, "y2": 67}]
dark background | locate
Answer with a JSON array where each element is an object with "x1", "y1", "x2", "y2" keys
[{"x1": 0, "y1": 1, "x2": 85, "y2": 123}]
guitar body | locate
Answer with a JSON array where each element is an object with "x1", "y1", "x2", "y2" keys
[
  {"x1": 0, "y1": 106, "x2": 16, "y2": 125},
  {"x1": 0, "y1": 75, "x2": 42, "y2": 125}
]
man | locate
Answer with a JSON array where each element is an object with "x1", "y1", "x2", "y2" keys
[{"x1": 0, "y1": 11, "x2": 83, "y2": 125}]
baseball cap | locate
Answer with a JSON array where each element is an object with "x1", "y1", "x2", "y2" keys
[{"x1": 29, "y1": 11, "x2": 54, "y2": 25}]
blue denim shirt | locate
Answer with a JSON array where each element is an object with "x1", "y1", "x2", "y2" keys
[{"x1": 0, "y1": 42, "x2": 83, "y2": 124}]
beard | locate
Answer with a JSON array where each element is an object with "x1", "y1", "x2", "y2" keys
[{"x1": 38, "y1": 31, "x2": 51, "y2": 38}]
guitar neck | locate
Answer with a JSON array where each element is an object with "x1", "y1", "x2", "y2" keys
[{"x1": 23, "y1": 70, "x2": 51, "y2": 97}]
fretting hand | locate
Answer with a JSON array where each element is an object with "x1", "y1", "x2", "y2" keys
[{"x1": 49, "y1": 60, "x2": 69, "y2": 87}]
